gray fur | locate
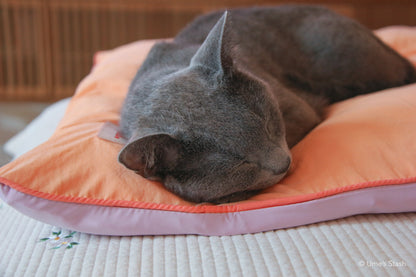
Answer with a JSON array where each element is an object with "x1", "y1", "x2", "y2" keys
[{"x1": 119, "y1": 5, "x2": 416, "y2": 203}]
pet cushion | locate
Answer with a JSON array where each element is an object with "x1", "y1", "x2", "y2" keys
[
  {"x1": 3, "y1": 98, "x2": 70, "y2": 158},
  {"x1": 1, "y1": 27, "x2": 416, "y2": 236}
]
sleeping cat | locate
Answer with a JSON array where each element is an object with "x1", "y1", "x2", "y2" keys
[{"x1": 118, "y1": 5, "x2": 416, "y2": 203}]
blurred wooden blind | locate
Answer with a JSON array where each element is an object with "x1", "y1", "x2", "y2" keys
[{"x1": 1, "y1": 0, "x2": 415, "y2": 102}]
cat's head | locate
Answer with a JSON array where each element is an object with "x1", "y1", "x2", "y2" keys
[{"x1": 119, "y1": 12, "x2": 292, "y2": 203}]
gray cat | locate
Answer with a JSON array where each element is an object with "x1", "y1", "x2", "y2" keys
[{"x1": 118, "y1": 5, "x2": 416, "y2": 203}]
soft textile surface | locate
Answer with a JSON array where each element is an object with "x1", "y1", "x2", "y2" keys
[
  {"x1": 0, "y1": 201, "x2": 415, "y2": 276},
  {"x1": 1, "y1": 27, "x2": 416, "y2": 235},
  {"x1": 3, "y1": 98, "x2": 70, "y2": 159}
]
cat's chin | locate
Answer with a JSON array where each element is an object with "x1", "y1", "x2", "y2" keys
[{"x1": 208, "y1": 190, "x2": 261, "y2": 204}]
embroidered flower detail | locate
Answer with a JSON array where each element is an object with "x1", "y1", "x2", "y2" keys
[{"x1": 40, "y1": 230, "x2": 79, "y2": 249}]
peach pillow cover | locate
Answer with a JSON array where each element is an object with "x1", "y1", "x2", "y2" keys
[{"x1": 0, "y1": 27, "x2": 416, "y2": 215}]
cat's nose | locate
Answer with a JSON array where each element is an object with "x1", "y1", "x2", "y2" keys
[
  {"x1": 248, "y1": 145, "x2": 291, "y2": 175},
  {"x1": 275, "y1": 155, "x2": 291, "y2": 174},
  {"x1": 263, "y1": 147, "x2": 292, "y2": 175}
]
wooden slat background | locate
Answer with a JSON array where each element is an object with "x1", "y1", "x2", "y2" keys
[{"x1": 1, "y1": 0, "x2": 415, "y2": 102}]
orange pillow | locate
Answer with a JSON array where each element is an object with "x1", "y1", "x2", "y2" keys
[{"x1": 1, "y1": 27, "x2": 416, "y2": 236}]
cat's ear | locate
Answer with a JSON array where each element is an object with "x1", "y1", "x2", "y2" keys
[
  {"x1": 118, "y1": 134, "x2": 182, "y2": 179},
  {"x1": 190, "y1": 11, "x2": 233, "y2": 76}
]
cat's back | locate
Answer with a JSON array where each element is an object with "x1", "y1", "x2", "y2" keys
[
  {"x1": 174, "y1": 5, "x2": 327, "y2": 44},
  {"x1": 174, "y1": 5, "x2": 415, "y2": 101}
]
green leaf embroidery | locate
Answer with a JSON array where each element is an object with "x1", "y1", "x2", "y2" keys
[
  {"x1": 52, "y1": 231, "x2": 62, "y2": 236},
  {"x1": 39, "y1": 230, "x2": 79, "y2": 250},
  {"x1": 64, "y1": 231, "x2": 76, "y2": 239}
]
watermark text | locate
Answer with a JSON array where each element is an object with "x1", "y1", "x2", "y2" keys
[{"x1": 357, "y1": 260, "x2": 407, "y2": 268}]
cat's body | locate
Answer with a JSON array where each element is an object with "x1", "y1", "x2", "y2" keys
[{"x1": 119, "y1": 5, "x2": 416, "y2": 203}]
